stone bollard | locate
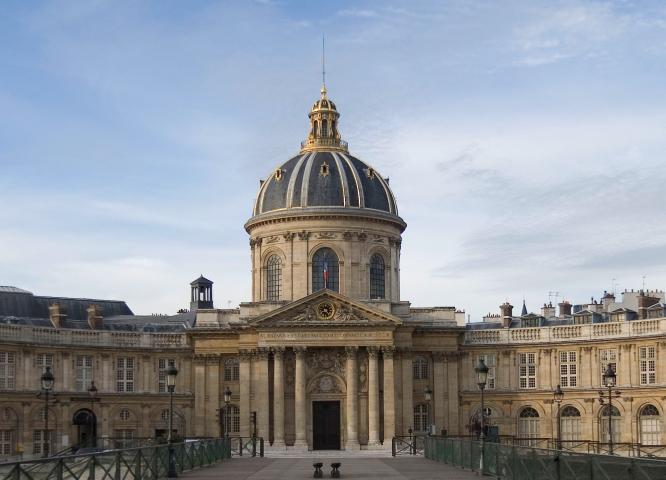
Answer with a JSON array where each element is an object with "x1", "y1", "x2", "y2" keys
[
  {"x1": 330, "y1": 462, "x2": 341, "y2": 478},
  {"x1": 313, "y1": 462, "x2": 323, "y2": 478}
]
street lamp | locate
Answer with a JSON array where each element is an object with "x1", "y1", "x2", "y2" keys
[
  {"x1": 166, "y1": 361, "x2": 179, "y2": 478},
  {"x1": 88, "y1": 381, "x2": 98, "y2": 448},
  {"x1": 474, "y1": 358, "x2": 489, "y2": 473},
  {"x1": 599, "y1": 364, "x2": 620, "y2": 455},
  {"x1": 39, "y1": 366, "x2": 55, "y2": 458},
  {"x1": 424, "y1": 387, "x2": 433, "y2": 435},
  {"x1": 553, "y1": 384, "x2": 564, "y2": 451},
  {"x1": 223, "y1": 387, "x2": 232, "y2": 440}
]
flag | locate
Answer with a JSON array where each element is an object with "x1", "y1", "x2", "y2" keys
[{"x1": 323, "y1": 261, "x2": 329, "y2": 288}]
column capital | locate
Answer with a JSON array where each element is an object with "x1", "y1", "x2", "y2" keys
[
  {"x1": 432, "y1": 351, "x2": 447, "y2": 362},
  {"x1": 271, "y1": 346, "x2": 286, "y2": 358},
  {"x1": 239, "y1": 349, "x2": 254, "y2": 360},
  {"x1": 367, "y1": 346, "x2": 380, "y2": 358},
  {"x1": 345, "y1": 346, "x2": 359, "y2": 358},
  {"x1": 294, "y1": 346, "x2": 307, "y2": 358},
  {"x1": 254, "y1": 347, "x2": 270, "y2": 360},
  {"x1": 381, "y1": 346, "x2": 395, "y2": 359}
]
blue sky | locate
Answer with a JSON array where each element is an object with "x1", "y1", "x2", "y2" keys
[{"x1": 1, "y1": 0, "x2": 665, "y2": 319}]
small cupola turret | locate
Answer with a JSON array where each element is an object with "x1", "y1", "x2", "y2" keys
[
  {"x1": 300, "y1": 85, "x2": 348, "y2": 153},
  {"x1": 190, "y1": 275, "x2": 214, "y2": 311}
]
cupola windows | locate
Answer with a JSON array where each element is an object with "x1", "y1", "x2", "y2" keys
[
  {"x1": 369, "y1": 254, "x2": 385, "y2": 299},
  {"x1": 312, "y1": 248, "x2": 339, "y2": 292},
  {"x1": 266, "y1": 255, "x2": 282, "y2": 301}
]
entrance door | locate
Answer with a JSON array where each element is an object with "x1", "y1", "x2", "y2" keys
[
  {"x1": 312, "y1": 401, "x2": 340, "y2": 450},
  {"x1": 72, "y1": 409, "x2": 97, "y2": 448}
]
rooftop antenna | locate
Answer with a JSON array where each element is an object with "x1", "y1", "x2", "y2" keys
[
  {"x1": 321, "y1": 35, "x2": 326, "y2": 90},
  {"x1": 548, "y1": 291, "x2": 560, "y2": 304},
  {"x1": 611, "y1": 278, "x2": 617, "y2": 295},
  {"x1": 642, "y1": 275, "x2": 647, "y2": 291}
]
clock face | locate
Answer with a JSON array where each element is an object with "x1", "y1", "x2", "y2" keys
[{"x1": 317, "y1": 302, "x2": 335, "y2": 319}]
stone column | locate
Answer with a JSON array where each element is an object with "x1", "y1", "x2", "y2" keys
[
  {"x1": 193, "y1": 356, "x2": 206, "y2": 437},
  {"x1": 272, "y1": 347, "x2": 286, "y2": 448},
  {"x1": 446, "y1": 353, "x2": 460, "y2": 435},
  {"x1": 367, "y1": 347, "x2": 380, "y2": 447},
  {"x1": 239, "y1": 350, "x2": 252, "y2": 437},
  {"x1": 345, "y1": 346, "x2": 359, "y2": 449},
  {"x1": 254, "y1": 348, "x2": 270, "y2": 440},
  {"x1": 382, "y1": 347, "x2": 396, "y2": 444},
  {"x1": 433, "y1": 352, "x2": 446, "y2": 434},
  {"x1": 294, "y1": 347, "x2": 308, "y2": 448},
  {"x1": 205, "y1": 356, "x2": 220, "y2": 437},
  {"x1": 400, "y1": 349, "x2": 413, "y2": 434}
]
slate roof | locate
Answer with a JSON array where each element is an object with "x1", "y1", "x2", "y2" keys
[{"x1": 252, "y1": 151, "x2": 399, "y2": 216}]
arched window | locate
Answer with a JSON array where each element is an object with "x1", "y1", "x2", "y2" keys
[
  {"x1": 224, "y1": 405, "x2": 240, "y2": 434},
  {"x1": 321, "y1": 119, "x2": 328, "y2": 137},
  {"x1": 412, "y1": 357, "x2": 429, "y2": 380},
  {"x1": 413, "y1": 404, "x2": 429, "y2": 433},
  {"x1": 599, "y1": 405, "x2": 621, "y2": 445},
  {"x1": 369, "y1": 254, "x2": 385, "y2": 299},
  {"x1": 266, "y1": 255, "x2": 282, "y2": 301},
  {"x1": 224, "y1": 359, "x2": 239, "y2": 382},
  {"x1": 560, "y1": 406, "x2": 581, "y2": 443},
  {"x1": 518, "y1": 407, "x2": 540, "y2": 446},
  {"x1": 312, "y1": 248, "x2": 339, "y2": 292},
  {"x1": 640, "y1": 404, "x2": 660, "y2": 446}
]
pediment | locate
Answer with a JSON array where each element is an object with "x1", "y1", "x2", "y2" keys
[{"x1": 250, "y1": 290, "x2": 402, "y2": 328}]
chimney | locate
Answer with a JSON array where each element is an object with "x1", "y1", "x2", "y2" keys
[
  {"x1": 500, "y1": 302, "x2": 513, "y2": 328},
  {"x1": 558, "y1": 300, "x2": 572, "y2": 317},
  {"x1": 638, "y1": 291, "x2": 660, "y2": 320},
  {"x1": 541, "y1": 302, "x2": 556, "y2": 318},
  {"x1": 87, "y1": 304, "x2": 104, "y2": 330},
  {"x1": 601, "y1": 290, "x2": 615, "y2": 310},
  {"x1": 48, "y1": 303, "x2": 66, "y2": 328}
]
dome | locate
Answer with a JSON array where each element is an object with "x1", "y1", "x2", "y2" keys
[{"x1": 252, "y1": 150, "x2": 398, "y2": 216}]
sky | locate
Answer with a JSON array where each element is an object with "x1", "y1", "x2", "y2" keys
[{"x1": 1, "y1": 0, "x2": 665, "y2": 320}]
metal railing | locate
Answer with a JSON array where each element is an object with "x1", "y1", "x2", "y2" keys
[
  {"x1": 391, "y1": 435, "x2": 425, "y2": 456},
  {"x1": 0, "y1": 438, "x2": 230, "y2": 480},
  {"x1": 424, "y1": 435, "x2": 666, "y2": 479},
  {"x1": 229, "y1": 437, "x2": 264, "y2": 457}
]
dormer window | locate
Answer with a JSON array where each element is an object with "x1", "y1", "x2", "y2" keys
[
  {"x1": 274, "y1": 169, "x2": 284, "y2": 181},
  {"x1": 365, "y1": 168, "x2": 375, "y2": 180},
  {"x1": 320, "y1": 162, "x2": 330, "y2": 177}
]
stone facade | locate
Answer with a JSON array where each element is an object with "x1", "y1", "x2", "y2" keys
[{"x1": 1, "y1": 86, "x2": 665, "y2": 458}]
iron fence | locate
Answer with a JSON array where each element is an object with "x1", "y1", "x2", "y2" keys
[
  {"x1": 0, "y1": 438, "x2": 230, "y2": 480},
  {"x1": 391, "y1": 435, "x2": 425, "y2": 456},
  {"x1": 228, "y1": 437, "x2": 264, "y2": 457},
  {"x1": 425, "y1": 435, "x2": 666, "y2": 479}
]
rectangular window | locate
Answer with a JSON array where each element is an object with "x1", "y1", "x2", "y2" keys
[
  {"x1": 116, "y1": 357, "x2": 135, "y2": 393},
  {"x1": 559, "y1": 351, "x2": 577, "y2": 388},
  {"x1": 224, "y1": 359, "x2": 239, "y2": 382},
  {"x1": 0, "y1": 352, "x2": 16, "y2": 390},
  {"x1": 32, "y1": 430, "x2": 53, "y2": 455},
  {"x1": 0, "y1": 430, "x2": 12, "y2": 455},
  {"x1": 36, "y1": 353, "x2": 53, "y2": 373},
  {"x1": 518, "y1": 352, "x2": 537, "y2": 389},
  {"x1": 75, "y1": 355, "x2": 93, "y2": 392},
  {"x1": 478, "y1": 354, "x2": 496, "y2": 390},
  {"x1": 599, "y1": 349, "x2": 618, "y2": 385},
  {"x1": 113, "y1": 429, "x2": 135, "y2": 449},
  {"x1": 639, "y1": 346, "x2": 656, "y2": 385},
  {"x1": 158, "y1": 358, "x2": 176, "y2": 393}
]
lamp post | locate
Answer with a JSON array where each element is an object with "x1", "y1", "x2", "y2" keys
[
  {"x1": 223, "y1": 387, "x2": 232, "y2": 440},
  {"x1": 599, "y1": 364, "x2": 620, "y2": 455},
  {"x1": 424, "y1": 386, "x2": 433, "y2": 435},
  {"x1": 88, "y1": 381, "x2": 98, "y2": 448},
  {"x1": 475, "y1": 358, "x2": 489, "y2": 473},
  {"x1": 166, "y1": 361, "x2": 179, "y2": 478},
  {"x1": 553, "y1": 384, "x2": 564, "y2": 451},
  {"x1": 39, "y1": 366, "x2": 55, "y2": 458}
]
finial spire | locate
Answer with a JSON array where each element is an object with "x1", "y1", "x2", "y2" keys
[{"x1": 321, "y1": 35, "x2": 327, "y2": 97}]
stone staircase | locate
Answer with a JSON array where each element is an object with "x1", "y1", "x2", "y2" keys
[{"x1": 262, "y1": 448, "x2": 393, "y2": 458}]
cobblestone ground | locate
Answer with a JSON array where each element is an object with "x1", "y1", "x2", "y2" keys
[{"x1": 179, "y1": 456, "x2": 478, "y2": 479}]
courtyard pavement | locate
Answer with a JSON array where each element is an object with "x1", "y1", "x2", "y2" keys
[{"x1": 179, "y1": 456, "x2": 478, "y2": 479}]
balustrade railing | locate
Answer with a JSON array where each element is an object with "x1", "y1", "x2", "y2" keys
[
  {"x1": 424, "y1": 436, "x2": 666, "y2": 479},
  {"x1": 0, "y1": 438, "x2": 230, "y2": 480},
  {"x1": 465, "y1": 317, "x2": 665, "y2": 345},
  {"x1": 391, "y1": 435, "x2": 425, "y2": 456},
  {"x1": 0, "y1": 324, "x2": 188, "y2": 349}
]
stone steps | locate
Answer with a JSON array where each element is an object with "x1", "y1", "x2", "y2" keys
[{"x1": 261, "y1": 448, "x2": 394, "y2": 458}]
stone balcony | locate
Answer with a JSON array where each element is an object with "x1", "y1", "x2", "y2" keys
[
  {"x1": 0, "y1": 323, "x2": 189, "y2": 349},
  {"x1": 464, "y1": 317, "x2": 666, "y2": 345}
]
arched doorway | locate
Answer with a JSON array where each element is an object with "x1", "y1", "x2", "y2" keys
[{"x1": 73, "y1": 409, "x2": 97, "y2": 448}]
